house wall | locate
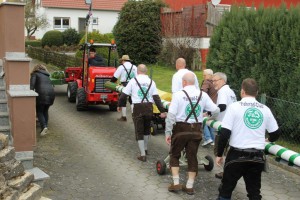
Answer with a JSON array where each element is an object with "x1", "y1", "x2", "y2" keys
[{"x1": 34, "y1": 7, "x2": 119, "y2": 39}]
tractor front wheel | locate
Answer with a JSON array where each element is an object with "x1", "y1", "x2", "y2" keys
[
  {"x1": 76, "y1": 88, "x2": 88, "y2": 111},
  {"x1": 67, "y1": 82, "x2": 77, "y2": 102}
]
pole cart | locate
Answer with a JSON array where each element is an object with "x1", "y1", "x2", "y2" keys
[
  {"x1": 151, "y1": 89, "x2": 172, "y2": 135},
  {"x1": 155, "y1": 118, "x2": 217, "y2": 175}
]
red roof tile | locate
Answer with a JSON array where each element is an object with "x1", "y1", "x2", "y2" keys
[{"x1": 42, "y1": 0, "x2": 127, "y2": 11}]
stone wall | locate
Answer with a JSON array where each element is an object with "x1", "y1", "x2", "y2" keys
[{"x1": 0, "y1": 133, "x2": 42, "y2": 200}]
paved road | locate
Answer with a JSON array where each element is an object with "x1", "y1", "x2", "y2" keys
[{"x1": 33, "y1": 84, "x2": 300, "y2": 200}]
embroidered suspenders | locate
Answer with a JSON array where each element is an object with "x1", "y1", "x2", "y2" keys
[
  {"x1": 182, "y1": 90, "x2": 202, "y2": 122},
  {"x1": 134, "y1": 78, "x2": 153, "y2": 103},
  {"x1": 122, "y1": 64, "x2": 134, "y2": 82}
]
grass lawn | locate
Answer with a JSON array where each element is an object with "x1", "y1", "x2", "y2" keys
[
  {"x1": 276, "y1": 139, "x2": 300, "y2": 153},
  {"x1": 148, "y1": 64, "x2": 203, "y2": 93}
]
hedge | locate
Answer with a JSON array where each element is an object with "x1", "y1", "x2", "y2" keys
[{"x1": 206, "y1": 4, "x2": 300, "y2": 141}]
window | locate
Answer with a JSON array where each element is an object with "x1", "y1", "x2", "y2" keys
[
  {"x1": 92, "y1": 18, "x2": 98, "y2": 25},
  {"x1": 54, "y1": 18, "x2": 70, "y2": 29}
]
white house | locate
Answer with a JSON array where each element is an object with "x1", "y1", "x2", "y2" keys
[{"x1": 33, "y1": 0, "x2": 127, "y2": 39}]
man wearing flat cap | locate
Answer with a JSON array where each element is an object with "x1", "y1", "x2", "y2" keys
[{"x1": 111, "y1": 55, "x2": 137, "y2": 121}]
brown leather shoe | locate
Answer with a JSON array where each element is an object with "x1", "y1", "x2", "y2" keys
[
  {"x1": 117, "y1": 116, "x2": 127, "y2": 122},
  {"x1": 168, "y1": 184, "x2": 182, "y2": 192},
  {"x1": 215, "y1": 172, "x2": 223, "y2": 179},
  {"x1": 182, "y1": 185, "x2": 195, "y2": 195},
  {"x1": 137, "y1": 156, "x2": 146, "y2": 162}
]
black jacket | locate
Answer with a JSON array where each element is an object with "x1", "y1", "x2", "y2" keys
[
  {"x1": 88, "y1": 55, "x2": 106, "y2": 66},
  {"x1": 30, "y1": 70, "x2": 55, "y2": 105}
]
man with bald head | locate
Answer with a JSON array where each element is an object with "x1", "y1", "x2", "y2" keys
[
  {"x1": 165, "y1": 72, "x2": 220, "y2": 195},
  {"x1": 118, "y1": 64, "x2": 166, "y2": 162},
  {"x1": 172, "y1": 58, "x2": 199, "y2": 93}
]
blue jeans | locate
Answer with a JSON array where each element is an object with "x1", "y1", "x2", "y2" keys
[{"x1": 203, "y1": 125, "x2": 215, "y2": 141}]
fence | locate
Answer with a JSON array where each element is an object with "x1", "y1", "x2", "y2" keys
[
  {"x1": 261, "y1": 94, "x2": 300, "y2": 150},
  {"x1": 26, "y1": 46, "x2": 81, "y2": 69}
]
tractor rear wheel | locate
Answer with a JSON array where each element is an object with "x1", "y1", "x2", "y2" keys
[
  {"x1": 76, "y1": 88, "x2": 88, "y2": 111},
  {"x1": 67, "y1": 82, "x2": 77, "y2": 102}
]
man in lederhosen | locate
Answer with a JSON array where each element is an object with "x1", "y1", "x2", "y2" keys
[
  {"x1": 216, "y1": 78, "x2": 280, "y2": 200},
  {"x1": 165, "y1": 72, "x2": 220, "y2": 195},
  {"x1": 111, "y1": 55, "x2": 137, "y2": 121},
  {"x1": 118, "y1": 64, "x2": 166, "y2": 162}
]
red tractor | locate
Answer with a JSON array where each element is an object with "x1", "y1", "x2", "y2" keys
[{"x1": 66, "y1": 42, "x2": 119, "y2": 111}]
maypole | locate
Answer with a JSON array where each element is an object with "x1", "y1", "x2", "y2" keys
[{"x1": 203, "y1": 117, "x2": 300, "y2": 167}]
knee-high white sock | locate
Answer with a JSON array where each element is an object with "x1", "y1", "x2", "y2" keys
[
  {"x1": 138, "y1": 140, "x2": 145, "y2": 156},
  {"x1": 131, "y1": 104, "x2": 134, "y2": 113},
  {"x1": 121, "y1": 107, "x2": 126, "y2": 117},
  {"x1": 144, "y1": 135, "x2": 150, "y2": 151},
  {"x1": 173, "y1": 175, "x2": 180, "y2": 185},
  {"x1": 186, "y1": 179, "x2": 194, "y2": 189}
]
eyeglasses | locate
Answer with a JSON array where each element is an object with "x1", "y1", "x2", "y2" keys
[{"x1": 212, "y1": 79, "x2": 221, "y2": 83}]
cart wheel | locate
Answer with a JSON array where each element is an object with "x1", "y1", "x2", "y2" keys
[
  {"x1": 150, "y1": 122, "x2": 157, "y2": 135},
  {"x1": 203, "y1": 155, "x2": 214, "y2": 171},
  {"x1": 156, "y1": 160, "x2": 166, "y2": 175}
]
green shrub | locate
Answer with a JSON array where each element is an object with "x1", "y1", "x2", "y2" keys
[
  {"x1": 62, "y1": 28, "x2": 80, "y2": 46},
  {"x1": 41, "y1": 30, "x2": 64, "y2": 47},
  {"x1": 113, "y1": 0, "x2": 165, "y2": 64},
  {"x1": 206, "y1": 4, "x2": 300, "y2": 141},
  {"x1": 79, "y1": 31, "x2": 86, "y2": 42},
  {"x1": 25, "y1": 40, "x2": 42, "y2": 47},
  {"x1": 158, "y1": 40, "x2": 196, "y2": 69}
]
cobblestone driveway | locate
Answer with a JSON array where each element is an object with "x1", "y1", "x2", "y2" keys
[{"x1": 33, "y1": 85, "x2": 300, "y2": 200}]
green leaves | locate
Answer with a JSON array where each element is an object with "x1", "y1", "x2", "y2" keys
[
  {"x1": 207, "y1": 4, "x2": 300, "y2": 101},
  {"x1": 113, "y1": 0, "x2": 165, "y2": 64}
]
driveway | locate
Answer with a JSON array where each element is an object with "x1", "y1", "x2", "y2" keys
[{"x1": 33, "y1": 84, "x2": 300, "y2": 200}]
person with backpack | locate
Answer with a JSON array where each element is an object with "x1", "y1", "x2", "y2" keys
[{"x1": 111, "y1": 55, "x2": 137, "y2": 121}]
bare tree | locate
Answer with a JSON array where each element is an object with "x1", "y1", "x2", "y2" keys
[{"x1": 25, "y1": 1, "x2": 48, "y2": 40}]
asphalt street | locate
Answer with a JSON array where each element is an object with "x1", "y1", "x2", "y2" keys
[{"x1": 33, "y1": 84, "x2": 300, "y2": 200}]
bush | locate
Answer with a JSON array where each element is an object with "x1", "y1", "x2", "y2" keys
[
  {"x1": 25, "y1": 40, "x2": 42, "y2": 47},
  {"x1": 113, "y1": 0, "x2": 165, "y2": 64},
  {"x1": 41, "y1": 30, "x2": 64, "y2": 47},
  {"x1": 158, "y1": 39, "x2": 196, "y2": 69},
  {"x1": 62, "y1": 28, "x2": 80, "y2": 46}
]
